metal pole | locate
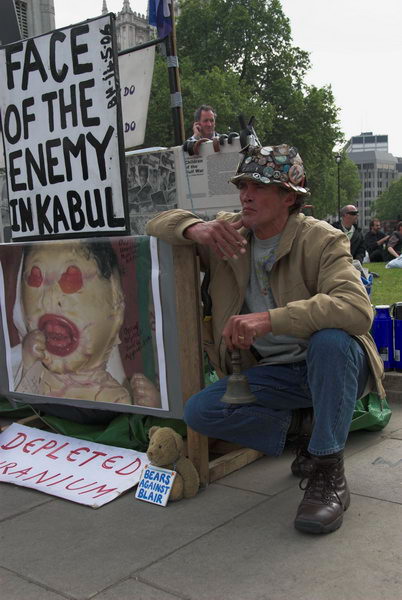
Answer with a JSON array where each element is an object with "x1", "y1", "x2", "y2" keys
[
  {"x1": 335, "y1": 154, "x2": 341, "y2": 221},
  {"x1": 337, "y1": 160, "x2": 341, "y2": 221},
  {"x1": 164, "y1": 0, "x2": 185, "y2": 145}
]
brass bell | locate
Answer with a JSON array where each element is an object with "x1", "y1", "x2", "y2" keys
[{"x1": 221, "y1": 349, "x2": 257, "y2": 404}]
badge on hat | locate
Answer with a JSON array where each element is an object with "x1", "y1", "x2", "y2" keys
[{"x1": 229, "y1": 144, "x2": 310, "y2": 196}]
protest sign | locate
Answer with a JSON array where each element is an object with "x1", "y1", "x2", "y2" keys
[
  {"x1": 119, "y1": 44, "x2": 155, "y2": 150},
  {"x1": 125, "y1": 139, "x2": 242, "y2": 235},
  {"x1": 0, "y1": 14, "x2": 129, "y2": 240},
  {"x1": 0, "y1": 235, "x2": 184, "y2": 417},
  {"x1": 173, "y1": 137, "x2": 241, "y2": 216},
  {"x1": 135, "y1": 464, "x2": 177, "y2": 506},
  {"x1": 0, "y1": 424, "x2": 147, "y2": 507}
]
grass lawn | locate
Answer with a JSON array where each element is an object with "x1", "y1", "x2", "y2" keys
[{"x1": 367, "y1": 262, "x2": 402, "y2": 307}]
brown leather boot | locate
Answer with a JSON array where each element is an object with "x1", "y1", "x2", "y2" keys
[{"x1": 294, "y1": 451, "x2": 350, "y2": 534}]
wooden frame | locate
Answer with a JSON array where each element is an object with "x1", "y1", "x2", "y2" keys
[
  {"x1": 172, "y1": 245, "x2": 262, "y2": 486},
  {"x1": 1, "y1": 244, "x2": 263, "y2": 481}
]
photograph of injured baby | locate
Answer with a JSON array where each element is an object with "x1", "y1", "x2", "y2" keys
[{"x1": 0, "y1": 237, "x2": 166, "y2": 410}]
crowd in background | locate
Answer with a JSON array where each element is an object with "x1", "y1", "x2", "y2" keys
[{"x1": 330, "y1": 205, "x2": 401, "y2": 265}]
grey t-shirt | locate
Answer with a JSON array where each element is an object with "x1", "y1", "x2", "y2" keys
[{"x1": 242, "y1": 233, "x2": 309, "y2": 364}]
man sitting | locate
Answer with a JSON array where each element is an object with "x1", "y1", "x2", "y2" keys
[
  {"x1": 364, "y1": 219, "x2": 389, "y2": 262},
  {"x1": 387, "y1": 221, "x2": 402, "y2": 259},
  {"x1": 146, "y1": 144, "x2": 384, "y2": 535}
]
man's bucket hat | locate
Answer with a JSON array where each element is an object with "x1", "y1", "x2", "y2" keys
[{"x1": 230, "y1": 144, "x2": 310, "y2": 196}]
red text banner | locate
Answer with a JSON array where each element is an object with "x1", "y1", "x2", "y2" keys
[{"x1": 0, "y1": 423, "x2": 146, "y2": 507}]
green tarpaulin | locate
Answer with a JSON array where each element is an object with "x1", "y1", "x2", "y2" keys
[
  {"x1": 0, "y1": 398, "x2": 186, "y2": 453},
  {"x1": 0, "y1": 391, "x2": 391, "y2": 452}
]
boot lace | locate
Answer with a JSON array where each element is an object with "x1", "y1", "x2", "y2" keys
[{"x1": 299, "y1": 462, "x2": 343, "y2": 506}]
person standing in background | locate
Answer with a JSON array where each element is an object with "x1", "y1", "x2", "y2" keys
[{"x1": 332, "y1": 205, "x2": 365, "y2": 263}]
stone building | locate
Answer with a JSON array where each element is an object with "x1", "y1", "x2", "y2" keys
[
  {"x1": 102, "y1": 0, "x2": 181, "y2": 51},
  {"x1": 14, "y1": 0, "x2": 55, "y2": 38},
  {"x1": 12, "y1": 1, "x2": 179, "y2": 49},
  {"x1": 102, "y1": 0, "x2": 153, "y2": 51}
]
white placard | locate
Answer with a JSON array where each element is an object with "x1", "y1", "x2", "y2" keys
[
  {"x1": 0, "y1": 424, "x2": 147, "y2": 507},
  {"x1": 135, "y1": 464, "x2": 177, "y2": 506},
  {"x1": 0, "y1": 14, "x2": 128, "y2": 240},
  {"x1": 173, "y1": 137, "x2": 242, "y2": 215},
  {"x1": 0, "y1": 133, "x2": 4, "y2": 169},
  {"x1": 119, "y1": 45, "x2": 155, "y2": 150}
]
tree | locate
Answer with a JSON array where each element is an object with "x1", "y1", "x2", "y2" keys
[
  {"x1": 144, "y1": 54, "x2": 274, "y2": 147},
  {"x1": 176, "y1": 0, "x2": 310, "y2": 95},
  {"x1": 302, "y1": 153, "x2": 361, "y2": 220},
  {"x1": 374, "y1": 178, "x2": 402, "y2": 221},
  {"x1": 145, "y1": 0, "x2": 344, "y2": 218},
  {"x1": 143, "y1": 54, "x2": 174, "y2": 148}
]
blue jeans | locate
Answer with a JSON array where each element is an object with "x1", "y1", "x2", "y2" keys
[{"x1": 184, "y1": 329, "x2": 370, "y2": 456}]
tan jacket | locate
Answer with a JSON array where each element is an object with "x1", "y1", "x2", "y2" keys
[{"x1": 146, "y1": 209, "x2": 385, "y2": 398}]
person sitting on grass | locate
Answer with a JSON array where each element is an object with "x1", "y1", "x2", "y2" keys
[{"x1": 364, "y1": 219, "x2": 390, "y2": 262}]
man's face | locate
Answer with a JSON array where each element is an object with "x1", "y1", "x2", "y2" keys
[
  {"x1": 198, "y1": 110, "x2": 215, "y2": 139},
  {"x1": 372, "y1": 220, "x2": 381, "y2": 232},
  {"x1": 238, "y1": 180, "x2": 295, "y2": 238},
  {"x1": 342, "y1": 206, "x2": 359, "y2": 227},
  {"x1": 21, "y1": 242, "x2": 124, "y2": 374}
]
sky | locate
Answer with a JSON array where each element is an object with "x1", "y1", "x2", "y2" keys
[{"x1": 54, "y1": 0, "x2": 402, "y2": 157}]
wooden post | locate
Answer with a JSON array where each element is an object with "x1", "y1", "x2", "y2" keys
[
  {"x1": 172, "y1": 245, "x2": 209, "y2": 485},
  {"x1": 172, "y1": 245, "x2": 263, "y2": 485}
]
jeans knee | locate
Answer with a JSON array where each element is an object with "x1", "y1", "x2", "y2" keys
[
  {"x1": 307, "y1": 328, "x2": 351, "y2": 361},
  {"x1": 183, "y1": 393, "x2": 206, "y2": 430}
]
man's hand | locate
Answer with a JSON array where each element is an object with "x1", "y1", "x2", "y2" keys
[
  {"x1": 185, "y1": 220, "x2": 247, "y2": 259},
  {"x1": 130, "y1": 373, "x2": 161, "y2": 408},
  {"x1": 223, "y1": 312, "x2": 272, "y2": 351},
  {"x1": 388, "y1": 246, "x2": 400, "y2": 259},
  {"x1": 378, "y1": 234, "x2": 390, "y2": 246},
  {"x1": 192, "y1": 122, "x2": 202, "y2": 139}
]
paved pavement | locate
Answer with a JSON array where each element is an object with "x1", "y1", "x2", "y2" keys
[{"x1": 1, "y1": 400, "x2": 402, "y2": 600}]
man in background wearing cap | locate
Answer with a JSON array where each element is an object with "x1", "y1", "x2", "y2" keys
[
  {"x1": 146, "y1": 144, "x2": 384, "y2": 535},
  {"x1": 332, "y1": 205, "x2": 366, "y2": 263}
]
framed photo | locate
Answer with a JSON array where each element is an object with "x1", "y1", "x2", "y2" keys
[{"x1": 0, "y1": 236, "x2": 183, "y2": 417}]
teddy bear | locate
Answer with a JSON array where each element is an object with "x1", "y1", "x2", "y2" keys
[{"x1": 146, "y1": 426, "x2": 200, "y2": 501}]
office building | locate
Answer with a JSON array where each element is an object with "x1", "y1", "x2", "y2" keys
[{"x1": 346, "y1": 132, "x2": 400, "y2": 231}]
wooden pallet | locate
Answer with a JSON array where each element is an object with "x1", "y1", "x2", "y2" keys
[
  {"x1": 173, "y1": 246, "x2": 262, "y2": 486},
  {"x1": 0, "y1": 414, "x2": 46, "y2": 432}
]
